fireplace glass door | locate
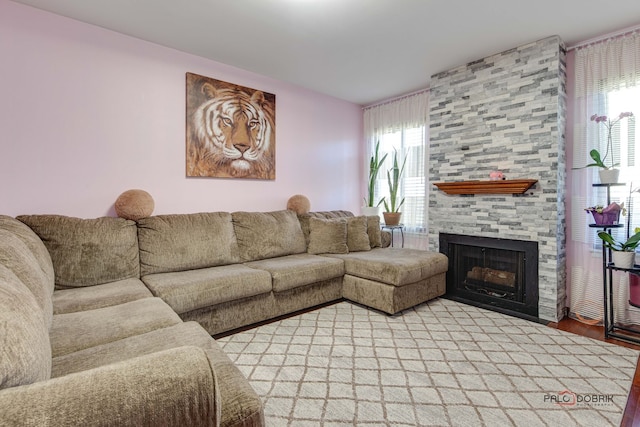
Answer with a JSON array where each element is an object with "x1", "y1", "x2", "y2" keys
[
  {"x1": 455, "y1": 245, "x2": 524, "y2": 303},
  {"x1": 440, "y1": 233, "x2": 538, "y2": 319}
]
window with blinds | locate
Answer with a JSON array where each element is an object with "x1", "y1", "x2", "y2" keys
[
  {"x1": 607, "y1": 86, "x2": 640, "y2": 243},
  {"x1": 375, "y1": 126, "x2": 426, "y2": 232},
  {"x1": 571, "y1": 85, "x2": 640, "y2": 247}
]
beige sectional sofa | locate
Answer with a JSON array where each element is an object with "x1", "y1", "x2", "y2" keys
[{"x1": 0, "y1": 209, "x2": 447, "y2": 426}]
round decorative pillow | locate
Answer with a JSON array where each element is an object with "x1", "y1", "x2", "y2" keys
[
  {"x1": 115, "y1": 189, "x2": 155, "y2": 220},
  {"x1": 286, "y1": 194, "x2": 311, "y2": 215}
]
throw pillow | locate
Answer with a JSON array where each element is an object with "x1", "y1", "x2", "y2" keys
[
  {"x1": 307, "y1": 217, "x2": 348, "y2": 255},
  {"x1": 345, "y1": 216, "x2": 371, "y2": 252},
  {"x1": 366, "y1": 215, "x2": 382, "y2": 248}
]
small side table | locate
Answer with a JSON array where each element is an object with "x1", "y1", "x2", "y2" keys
[{"x1": 381, "y1": 224, "x2": 405, "y2": 248}]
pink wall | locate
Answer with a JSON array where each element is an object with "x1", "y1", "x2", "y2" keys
[{"x1": 0, "y1": 1, "x2": 363, "y2": 218}]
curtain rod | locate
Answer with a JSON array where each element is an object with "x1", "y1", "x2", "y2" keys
[
  {"x1": 363, "y1": 87, "x2": 430, "y2": 110},
  {"x1": 568, "y1": 23, "x2": 640, "y2": 51}
]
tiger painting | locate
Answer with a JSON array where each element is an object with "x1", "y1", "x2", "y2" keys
[{"x1": 186, "y1": 73, "x2": 276, "y2": 179}]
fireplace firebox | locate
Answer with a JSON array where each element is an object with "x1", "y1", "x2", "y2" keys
[{"x1": 439, "y1": 233, "x2": 539, "y2": 320}]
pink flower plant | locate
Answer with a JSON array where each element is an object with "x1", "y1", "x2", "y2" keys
[
  {"x1": 585, "y1": 112, "x2": 634, "y2": 169},
  {"x1": 585, "y1": 202, "x2": 626, "y2": 226}
]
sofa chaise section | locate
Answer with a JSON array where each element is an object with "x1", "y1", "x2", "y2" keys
[
  {"x1": 299, "y1": 212, "x2": 448, "y2": 315},
  {"x1": 329, "y1": 248, "x2": 448, "y2": 314}
]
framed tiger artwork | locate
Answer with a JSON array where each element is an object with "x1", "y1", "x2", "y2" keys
[{"x1": 186, "y1": 72, "x2": 276, "y2": 179}]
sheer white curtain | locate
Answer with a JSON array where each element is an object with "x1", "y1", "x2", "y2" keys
[
  {"x1": 569, "y1": 31, "x2": 640, "y2": 324},
  {"x1": 363, "y1": 91, "x2": 429, "y2": 249}
]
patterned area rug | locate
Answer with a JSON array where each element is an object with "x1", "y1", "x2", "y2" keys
[{"x1": 217, "y1": 299, "x2": 639, "y2": 426}]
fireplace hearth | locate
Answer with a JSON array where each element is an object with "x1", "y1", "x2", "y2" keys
[{"x1": 439, "y1": 233, "x2": 539, "y2": 321}]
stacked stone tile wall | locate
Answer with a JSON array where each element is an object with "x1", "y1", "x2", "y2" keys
[{"x1": 428, "y1": 36, "x2": 567, "y2": 322}]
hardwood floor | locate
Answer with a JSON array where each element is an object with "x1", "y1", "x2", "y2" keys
[{"x1": 547, "y1": 317, "x2": 640, "y2": 426}]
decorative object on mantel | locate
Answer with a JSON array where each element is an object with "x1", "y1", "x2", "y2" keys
[
  {"x1": 362, "y1": 141, "x2": 388, "y2": 217},
  {"x1": 433, "y1": 179, "x2": 537, "y2": 195},
  {"x1": 382, "y1": 149, "x2": 406, "y2": 226},
  {"x1": 584, "y1": 202, "x2": 624, "y2": 226},
  {"x1": 577, "y1": 112, "x2": 634, "y2": 184},
  {"x1": 597, "y1": 227, "x2": 640, "y2": 269},
  {"x1": 489, "y1": 171, "x2": 505, "y2": 181}
]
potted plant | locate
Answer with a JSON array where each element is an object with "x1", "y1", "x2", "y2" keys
[
  {"x1": 382, "y1": 149, "x2": 406, "y2": 226},
  {"x1": 597, "y1": 228, "x2": 640, "y2": 269},
  {"x1": 626, "y1": 185, "x2": 640, "y2": 306},
  {"x1": 584, "y1": 202, "x2": 624, "y2": 225},
  {"x1": 582, "y1": 112, "x2": 634, "y2": 184},
  {"x1": 362, "y1": 141, "x2": 387, "y2": 216}
]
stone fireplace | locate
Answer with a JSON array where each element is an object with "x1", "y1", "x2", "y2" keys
[{"x1": 427, "y1": 36, "x2": 567, "y2": 322}]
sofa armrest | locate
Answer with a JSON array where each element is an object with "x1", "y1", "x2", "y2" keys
[{"x1": 0, "y1": 346, "x2": 220, "y2": 427}]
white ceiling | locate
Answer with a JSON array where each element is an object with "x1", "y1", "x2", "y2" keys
[{"x1": 10, "y1": 0, "x2": 640, "y2": 105}]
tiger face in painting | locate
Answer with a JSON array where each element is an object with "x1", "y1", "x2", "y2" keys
[{"x1": 187, "y1": 81, "x2": 275, "y2": 179}]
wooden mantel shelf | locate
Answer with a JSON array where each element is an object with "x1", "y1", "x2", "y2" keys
[{"x1": 433, "y1": 179, "x2": 538, "y2": 195}]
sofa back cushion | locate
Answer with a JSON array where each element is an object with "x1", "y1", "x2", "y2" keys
[
  {"x1": 0, "y1": 265, "x2": 52, "y2": 389},
  {"x1": 17, "y1": 215, "x2": 140, "y2": 288},
  {"x1": 137, "y1": 213, "x2": 240, "y2": 276},
  {"x1": 0, "y1": 216, "x2": 55, "y2": 284},
  {"x1": 232, "y1": 210, "x2": 307, "y2": 262},
  {"x1": 0, "y1": 230, "x2": 54, "y2": 328}
]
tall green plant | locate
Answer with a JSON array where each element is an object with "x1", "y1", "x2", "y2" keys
[
  {"x1": 364, "y1": 141, "x2": 388, "y2": 207},
  {"x1": 383, "y1": 150, "x2": 406, "y2": 213}
]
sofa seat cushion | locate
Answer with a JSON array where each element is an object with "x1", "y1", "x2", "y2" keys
[
  {"x1": 0, "y1": 265, "x2": 51, "y2": 389},
  {"x1": 142, "y1": 265, "x2": 272, "y2": 315},
  {"x1": 137, "y1": 212, "x2": 240, "y2": 276},
  {"x1": 245, "y1": 254, "x2": 345, "y2": 293},
  {"x1": 50, "y1": 297, "x2": 181, "y2": 358},
  {"x1": 52, "y1": 321, "x2": 215, "y2": 377},
  {"x1": 53, "y1": 279, "x2": 153, "y2": 315},
  {"x1": 17, "y1": 215, "x2": 140, "y2": 288},
  {"x1": 325, "y1": 248, "x2": 448, "y2": 287},
  {"x1": 51, "y1": 322, "x2": 264, "y2": 427}
]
